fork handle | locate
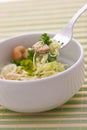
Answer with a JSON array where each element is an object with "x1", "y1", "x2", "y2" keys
[{"x1": 69, "y1": 4, "x2": 87, "y2": 27}]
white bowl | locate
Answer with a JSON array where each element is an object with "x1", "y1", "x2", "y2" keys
[{"x1": 0, "y1": 32, "x2": 84, "y2": 113}]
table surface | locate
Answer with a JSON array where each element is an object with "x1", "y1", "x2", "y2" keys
[{"x1": 0, "y1": 0, "x2": 87, "y2": 129}]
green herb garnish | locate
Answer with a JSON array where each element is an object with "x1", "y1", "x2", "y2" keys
[{"x1": 41, "y1": 33, "x2": 52, "y2": 45}]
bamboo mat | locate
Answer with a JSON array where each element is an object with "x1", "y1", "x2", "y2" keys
[{"x1": 0, "y1": 0, "x2": 87, "y2": 129}]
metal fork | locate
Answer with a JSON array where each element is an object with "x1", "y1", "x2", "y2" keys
[{"x1": 53, "y1": 4, "x2": 87, "y2": 48}]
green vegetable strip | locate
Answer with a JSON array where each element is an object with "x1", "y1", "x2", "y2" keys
[{"x1": 47, "y1": 54, "x2": 57, "y2": 62}]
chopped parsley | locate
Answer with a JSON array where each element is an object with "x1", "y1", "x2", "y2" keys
[{"x1": 41, "y1": 33, "x2": 52, "y2": 45}]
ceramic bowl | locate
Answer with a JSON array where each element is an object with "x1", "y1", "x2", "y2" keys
[{"x1": 0, "y1": 32, "x2": 84, "y2": 113}]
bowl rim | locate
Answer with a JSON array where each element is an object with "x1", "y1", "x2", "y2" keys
[{"x1": 0, "y1": 33, "x2": 84, "y2": 83}]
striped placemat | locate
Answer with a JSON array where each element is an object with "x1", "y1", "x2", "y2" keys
[{"x1": 0, "y1": 0, "x2": 87, "y2": 129}]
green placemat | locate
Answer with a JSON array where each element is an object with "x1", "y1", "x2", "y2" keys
[{"x1": 0, "y1": 0, "x2": 87, "y2": 129}]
